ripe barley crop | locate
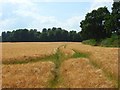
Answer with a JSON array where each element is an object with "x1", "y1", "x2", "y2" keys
[{"x1": 2, "y1": 42, "x2": 118, "y2": 88}]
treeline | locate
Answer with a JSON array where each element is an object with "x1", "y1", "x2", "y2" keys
[{"x1": 2, "y1": 27, "x2": 81, "y2": 42}]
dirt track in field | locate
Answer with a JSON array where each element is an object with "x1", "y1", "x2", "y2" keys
[{"x1": 2, "y1": 42, "x2": 118, "y2": 88}]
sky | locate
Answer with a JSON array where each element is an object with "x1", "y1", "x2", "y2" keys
[{"x1": 0, "y1": 0, "x2": 113, "y2": 35}]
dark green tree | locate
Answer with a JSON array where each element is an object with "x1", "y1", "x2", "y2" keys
[
  {"x1": 2, "y1": 28, "x2": 82, "y2": 42},
  {"x1": 105, "y1": 1, "x2": 120, "y2": 35},
  {"x1": 80, "y1": 7, "x2": 110, "y2": 40},
  {"x1": 41, "y1": 28, "x2": 48, "y2": 41}
]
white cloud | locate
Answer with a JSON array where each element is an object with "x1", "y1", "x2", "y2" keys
[
  {"x1": 0, "y1": 0, "x2": 113, "y2": 34},
  {"x1": 59, "y1": 16, "x2": 83, "y2": 31},
  {"x1": 0, "y1": 12, "x2": 2, "y2": 18},
  {"x1": 89, "y1": 0, "x2": 113, "y2": 12},
  {"x1": 0, "y1": 0, "x2": 82, "y2": 31},
  {"x1": 92, "y1": 0, "x2": 113, "y2": 2},
  {"x1": 0, "y1": 18, "x2": 16, "y2": 34},
  {"x1": 0, "y1": 18, "x2": 16, "y2": 28},
  {"x1": 30, "y1": 16, "x2": 57, "y2": 28},
  {"x1": 0, "y1": 0, "x2": 32, "y2": 4},
  {"x1": 22, "y1": 15, "x2": 82, "y2": 32},
  {"x1": 0, "y1": 0, "x2": 113, "y2": 3},
  {"x1": 0, "y1": 0, "x2": 93, "y2": 33}
]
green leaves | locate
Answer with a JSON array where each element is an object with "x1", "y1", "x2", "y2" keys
[
  {"x1": 80, "y1": 1, "x2": 120, "y2": 42},
  {"x1": 80, "y1": 7, "x2": 110, "y2": 40},
  {"x1": 2, "y1": 27, "x2": 82, "y2": 42}
]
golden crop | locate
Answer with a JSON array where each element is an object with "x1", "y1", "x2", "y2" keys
[
  {"x1": 2, "y1": 42, "x2": 119, "y2": 88},
  {"x1": 2, "y1": 42, "x2": 64, "y2": 63}
]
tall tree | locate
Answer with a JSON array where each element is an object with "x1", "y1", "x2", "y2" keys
[
  {"x1": 80, "y1": 7, "x2": 110, "y2": 40},
  {"x1": 105, "y1": 1, "x2": 120, "y2": 35}
]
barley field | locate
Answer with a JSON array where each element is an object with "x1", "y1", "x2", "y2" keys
[{"x1": 2, "y1": 42, "x2": 119, "y2": 88}]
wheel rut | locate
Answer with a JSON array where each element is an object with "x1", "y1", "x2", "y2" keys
[{"x1": 3, "y1": 44, "x2": 115, "y2": 88}]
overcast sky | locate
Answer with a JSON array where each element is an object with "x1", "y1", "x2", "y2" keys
[{"x1": 0, "y1": 0, "x2": 113, "y2": 34}]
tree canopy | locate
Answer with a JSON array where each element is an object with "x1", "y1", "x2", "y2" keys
[
  {"x1": 80, "y1": 1, "x2": 120, "y2": 41},
  {"x1": 2, "y1": 28, "x2": 82, "y2": 42},
  {"x1": 80, "y1": 7, "x2": 110, "y2": 40}
]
